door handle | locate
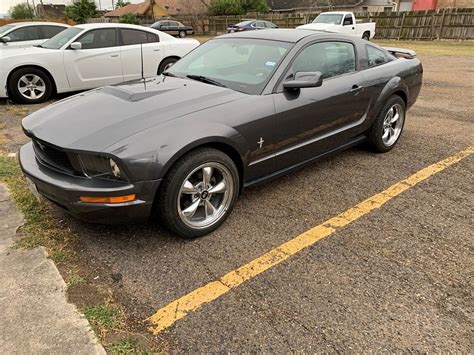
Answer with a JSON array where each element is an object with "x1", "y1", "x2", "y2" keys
[
  {"x1": 153, "y1": 48, "x2": 160, "y2": 51},
  {"x1": 350, "y1": 85, "x2": 364, "y2": 95},
  {"x1": 110, "y1": 54, "x2": 119, "y2": 57}
]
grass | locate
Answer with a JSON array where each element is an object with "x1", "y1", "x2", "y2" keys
[
  {"x1": 374, "y1": 39, "x2": 474, "y2": 57},
  {"x1": 4, "y1": 105, "x2": 32, "y2": 117},
  {"x1": 82, "y1": 303, "x2": 124, "y2": 338},
  {"x1": 110, "y1": 338, "x2": 150, "y2": 355},
  {"x1": 65, "y1": 270, "x2": 86, "y2": 286}
]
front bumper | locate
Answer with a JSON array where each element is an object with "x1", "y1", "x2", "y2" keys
[{"x1": 19, "y1": 142, "x2": 161, "y2": 224}]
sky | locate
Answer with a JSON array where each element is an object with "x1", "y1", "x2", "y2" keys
[{"x1": 0, "y1": 0, "x2": 143, "y2": 15}]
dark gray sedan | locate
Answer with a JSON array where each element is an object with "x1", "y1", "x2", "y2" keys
[{"x1": 19, "y1": 29, "x2": 422, "y2": 238}]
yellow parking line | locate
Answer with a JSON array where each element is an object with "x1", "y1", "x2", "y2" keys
[{"x1": 146, "y1": 146, "x2": 474, "y2": 334}]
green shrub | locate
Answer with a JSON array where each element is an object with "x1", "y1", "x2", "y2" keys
[
  {"x1": 65, "y1": 0, "x2": 98, "y2": 24},
  {"x1": 9, "y1": 3, "x2": 34, "y2": 19},
  {"x1": 119, "y1": 13, "x2": 140, "y2": 25}
]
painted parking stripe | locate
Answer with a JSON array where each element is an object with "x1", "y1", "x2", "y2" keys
[{"x1": 146, "y1": 146, "x2": 474, "y2": 334}]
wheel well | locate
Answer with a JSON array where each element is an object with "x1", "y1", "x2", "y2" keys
[
  {"x1": 7, "y1": 65, "x2": 57, "y2": 94},
  {"x1": 158, "y1": 56, "x2": 180, "y2": 74},
  {"x1": 393, "y1": 90, "x2": 407, "y2": 107}
]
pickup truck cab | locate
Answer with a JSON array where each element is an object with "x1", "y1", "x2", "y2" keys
[{"x1": 297, "y1": 12, "x2": 375, "y2": 40}]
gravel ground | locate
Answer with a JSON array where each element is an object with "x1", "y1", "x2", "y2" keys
[{"x1": 0, "y1": 51, "x2": 472, "y2": 351}]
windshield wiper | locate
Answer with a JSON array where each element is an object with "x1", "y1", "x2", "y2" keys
[{"x1": 186, "y1": 75, "x2": 227, "y2": 88}]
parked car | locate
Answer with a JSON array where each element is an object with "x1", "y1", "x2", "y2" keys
[
  {"x1": 297, "y1": 12, "x2": 375, "y2": 40},
  {"x1": 19, "y1": 29, "x2": 422, "y2": 238},
  {"x1": 0, "y1": 23, "x2": 199, "y2": 103},
  {"x1": 0, "y1": 22, "x2": 69, "y2": 49},
  {"x1": 150, "y1": 20, "x2": 194, "y2": 38},
  {"x1": 226, "y1": 20, "x2": 278, "y2": 33}
]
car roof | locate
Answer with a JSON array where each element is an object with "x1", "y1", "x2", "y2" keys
[
  {"x1": 75, "y1": 23, "x2": 153, "y2": 30},
  {"x1": 217, "y1": 28, "x2": 334, "y2": 43},
  {"x1": 9, "y1": 21, "x2": 70, "y2": 27}
]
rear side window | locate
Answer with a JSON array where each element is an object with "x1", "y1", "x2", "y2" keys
[
  {"x1": 8, "y1": 26, "x2": 40, "y2": 41},
  {"x1": 343, "y1": 14, "x2": 353, "y2": 25},
  {"x1": 41, "y1": 25, "x2": 66, "y2": 39},
  {"x1": 147, "y1": 32, "x2": 159, "y2": 43},
  {"x1": 77, "y1": 29, "x2": 117, "y2": 49},
  {"x1": 120, "y1": 29, "x2": 149, "y2": 45},
  {"x1": 367, "y1": 45, "x2": 388, "y2": 67},
  {"x1": 292, "y1": 41, "x2": 356, "y2": 79}
]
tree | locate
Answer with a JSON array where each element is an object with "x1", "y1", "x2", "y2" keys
[
  {"x1": 9, "y1": 3, "x2": 34, "y2": 19},
  {"x1": 241, "y1": 0, "x2": 269, "y2": 13},
  {"x1": 207, "y1": 0, "x2": 243, "y2": 15},
  {"x1": 65, "y1": 0, "x2": 98, "y2": 24},
  {"x1": 115, "y1": 0, "x2": 131, "y2": 9},
  {"x1": 119, "y1": 13, "x2": 140, "y2": 24}
]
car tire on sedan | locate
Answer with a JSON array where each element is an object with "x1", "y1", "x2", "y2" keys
[
  {"x1": 157, "y1": 148, "x2": 240, "y2": 238},
  {"x1": 8, "y1": 67, "x2": 53, "y2": 104},
  {"x1": 367, "y1": 95, "x2": 406, "y2": 153},
  {"x1": 179, "y1": 30, "x2": 186, "y2": 38}
]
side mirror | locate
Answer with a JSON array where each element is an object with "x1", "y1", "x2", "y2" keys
[
  {"x1": 283, "y1": 71, "x2": 323, "y2": 90},
  {"x1": 70, "y1": 42, "x2": 82, "y2": 50},
  {"x1": 0, "y1": 36, "x2": 11, "y2": 43}
]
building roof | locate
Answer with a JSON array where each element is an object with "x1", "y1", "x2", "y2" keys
[
  {"x1": 105, "y1": 0, "x2": 208, "y2": 17},
  {"x1": 105, "y1": 0, "x2": 168, "y2": 17}
]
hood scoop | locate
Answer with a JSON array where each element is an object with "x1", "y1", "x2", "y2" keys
[{"x1": 99, "y1": 81, "x2": 184, "y2": 102}]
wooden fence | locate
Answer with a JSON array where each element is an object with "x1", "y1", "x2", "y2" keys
[{"x1": 173, "y1": 8, "x2": 474, "y2": 40}]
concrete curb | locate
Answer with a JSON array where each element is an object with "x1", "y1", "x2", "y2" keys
[{"x1": 0, "y1": 183, "x2": 106, "y2": 354}]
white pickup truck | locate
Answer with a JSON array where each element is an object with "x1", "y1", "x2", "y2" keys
[{"x1": 297, "y1": 12, "x2": 376, "y2": 40}]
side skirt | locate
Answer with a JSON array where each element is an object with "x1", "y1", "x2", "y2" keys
[{"x1": 243, "y1": 135, "x2": 366, "y2": 189}]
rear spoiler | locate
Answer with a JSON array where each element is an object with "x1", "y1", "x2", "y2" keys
[{"x1": 383, "y1": 47, "x2": 417, "y2": 59}]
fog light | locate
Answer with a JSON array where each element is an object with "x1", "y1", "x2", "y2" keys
[{"x1": 80, "y1": 194, "x2": 136, "y2": 204}]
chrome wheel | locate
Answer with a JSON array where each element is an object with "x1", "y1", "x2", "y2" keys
[
  {"x1": 17, "y1": 74, "x2": 46, "y2": 100},
  {"x1": 382, "y1": 103, "x2": 405, "y2": 147},
  {"x1": 177, "y1": 162, "x2": 234, "y2": 229}
]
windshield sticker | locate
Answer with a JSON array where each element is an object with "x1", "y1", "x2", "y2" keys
[{"x1": 265, "y1": 61, "x2": 276, "y2": 67}]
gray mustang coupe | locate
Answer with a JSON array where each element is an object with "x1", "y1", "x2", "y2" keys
[{"x1": 19, "y1": 29, "x2": 423, "y2": 238}]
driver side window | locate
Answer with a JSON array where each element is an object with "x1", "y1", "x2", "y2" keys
[
  {"x1": 291, "y1": 41, "x2": 356, "y2": 80},
  {"x1": 77, "y1": 29, "x2": 117, "y2": 49},
  {"x1": 8, "y1": 26, "x2": 40, "y2": 41}
]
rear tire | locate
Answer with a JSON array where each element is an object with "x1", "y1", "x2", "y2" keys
[
  {"x1": 8, "y1": 67, "x2": 53, "y2": 104},
  {"x1": 362, "y1": 31, "x2": 370, "y2": 41},
  {"x1": 178, "y1": 30, "x2": 186, "y2": 38},
  {"x1": 157, "y1": 148, "x2": 240, "y2": 238},
  {"x1": 367, "y1": 95, "x2": 406, "y2": 153},
  {"x1": 158, "y1": 57, "x2": 178, "y2": 74}
]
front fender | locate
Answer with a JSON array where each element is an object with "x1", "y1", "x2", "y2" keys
[{"x1": 106, "y1": 120, "x2": 250, "y2": 182}]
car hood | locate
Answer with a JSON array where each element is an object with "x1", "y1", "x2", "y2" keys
[
  {"x1": 296, "y1": 23, "x2": 337, "y2": 32},
  {"x1": 22, "y1": 76, "x2": 247, "y2": 152},
  {"x1": 0, "y1": 45, "x2": 49, "y2": 58}
]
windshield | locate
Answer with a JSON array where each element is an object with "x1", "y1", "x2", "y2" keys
[
  {"x1": 167, "y1": 38, "x2": 291, "y2": 95},
  {"x1": 235, "y1": 21, "x2": 253, "y2": 27},
  {"x1": 313, "y1": 14, "x2": 343, "y2": 25},
  {"x1": 40, "y1": 27, "x2": 83, "y2": 49},
  {"x1": 0, "y1": 25, "x2": 14, "y2": 37}
]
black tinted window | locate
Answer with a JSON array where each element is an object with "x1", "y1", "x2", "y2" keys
[
  {"x1": 343, "y1": 15, "x2": 353, "y2": 25},
  {"x1": 292, "y1": 41, "x2": 356, "y2": 79},
  {"x1": 77, "y1": 29, "x2": 117, "y2": 49},
  {"x1": 147, "y1": 32, "x2": 159, "y2": 43},
  {"x1": 121, "y1": 29, "x2": 148, "y2": 45},
  {"x1": 41, "y1": 25, "x2": 66, "y2": 39},
  {"x1": 367, "y1": 45, "x2": 388, "y2": 67},
  {"x1": 8, "y1": 26, "x2": 40, "y2": 41}
]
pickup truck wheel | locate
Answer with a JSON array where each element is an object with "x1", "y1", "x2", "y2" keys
[
  {"x1": 158, "y1": 57, "x2": 178, "y2": 74},
  {"x1": 157, "y1": 148, "x2": 239, "y2": 238},
  {"x1": 179, "y1": 30, "x2": 186, "y2": 38},
  {"x1": 367, "y1": 96, "x2": 406, "y2": 153},
  {"x1": 362, "y1": 31, "x2": 370, "y2": 41},
  {"x1": 8, "y1": 67, "x2": 52, "y2": 104}
]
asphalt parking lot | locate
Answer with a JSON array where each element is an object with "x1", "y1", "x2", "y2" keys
[{"x1": 0, "y1": 44, "x2": 473, "y2": 352}]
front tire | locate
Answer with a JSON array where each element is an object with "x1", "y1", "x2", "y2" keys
[
  {"x1": 8, "y1": 67, "x2": 53, "y2": 104},
  {"x1": 157, "y1": 148, "x2": 240, "y2": 238},
  {"x1": 367, "y1": 95, "x2": 406, "y2": 153}
]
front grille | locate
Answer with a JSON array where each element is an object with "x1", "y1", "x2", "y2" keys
[{"x1": 32, "y1": 139, "x2": 76, "y2": 175}]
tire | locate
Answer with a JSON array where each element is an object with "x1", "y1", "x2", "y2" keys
[
  {"x1": 367, "y1": 95, "x2": 406, "y2": 153},
  {"x1": 157, "y1": 148, "x2": 240, "y2": 238},
  {"x1": 362, "y1": 31, "x2": 370, "y2": 41},
  {"x1": 158, "y1": 57, "x2": 178, "y2": 74},
  {"x1": 178, "y1": 30, "x2": 186, "y2": 38},
  {"x1": 8, "y1": 67, "x2": 53, "y2": 104}
]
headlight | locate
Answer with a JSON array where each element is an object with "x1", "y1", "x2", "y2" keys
[{"x1": 73, "y1": 154, "x2": 124, "y2": 181}]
